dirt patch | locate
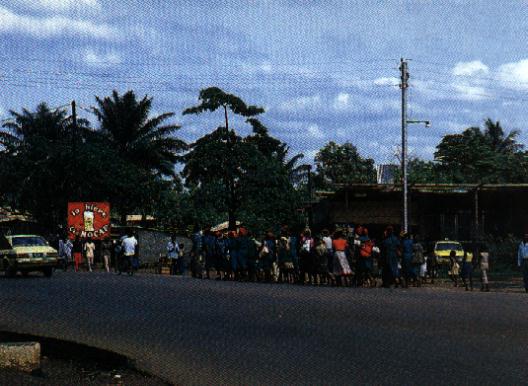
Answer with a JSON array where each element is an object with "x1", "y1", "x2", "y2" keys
[{"x1": 0, "y1": 331, "x2": 170, "y2": 385}]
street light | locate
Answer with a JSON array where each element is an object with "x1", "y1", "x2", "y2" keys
[
  {"x1": 402, "y1": 119, "x2": 431, "y2": 233},
  {"x1": 407, "y1": 119, "x2": 430, "y2": 128}
]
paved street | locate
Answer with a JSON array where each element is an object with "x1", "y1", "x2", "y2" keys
[{"x1": 0, "y1": 272, "x2": 527, "y2": 385}]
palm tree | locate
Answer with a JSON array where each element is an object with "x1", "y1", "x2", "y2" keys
[
  {"x1": 483, "y1": 118, "x2": 522, "y2": 154},
  {"x1": 92, "y1": 90, "x2": 186, "y2": 177},
  {"x1": 0, "y1": 103, "x2": 69, "y2": 150}
]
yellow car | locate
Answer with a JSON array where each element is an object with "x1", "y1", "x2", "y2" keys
[
  {"x1": 433, "y1": 240, "x2": 464, "y2": 265},
  {"x1": 0, "y1": 234, "x2": 58, "y2": 277}
]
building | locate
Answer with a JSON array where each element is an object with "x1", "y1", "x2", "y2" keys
[
  {"x1": 313, "y1": 183, "x2": 528, "y2": 241},
  {"x1": 376, "y1": 164, "x2": 398, "y2": 184}
]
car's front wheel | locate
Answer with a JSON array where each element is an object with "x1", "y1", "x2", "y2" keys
[{"x1": 42, "y1": 267, "x2": 53, "y2": 278}]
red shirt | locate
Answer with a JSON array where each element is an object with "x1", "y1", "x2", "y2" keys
[{"x1": 332, "y1": 239, "x2": 348, "y2": 251}]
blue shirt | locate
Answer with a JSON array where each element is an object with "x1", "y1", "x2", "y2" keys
[{"x1": 518, "y1": 241, "x2": 528, "y2": 267}]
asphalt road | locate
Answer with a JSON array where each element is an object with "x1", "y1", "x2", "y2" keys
[{"x1": 1, "y1": 272, "x2": 527, "y2": 385}]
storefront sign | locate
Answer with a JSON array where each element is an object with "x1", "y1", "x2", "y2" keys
[{"x1": 67, "y1": 202, "x2": 110, "y2": 239}]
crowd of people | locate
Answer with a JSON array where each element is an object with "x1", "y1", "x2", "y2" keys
[
  {"x1": 51, "y1": 223, "x2": 499, "y2": 292},
  {"x1": 181, "y1": 224, "x2": 493, "y2": 291},
  {"x1": 56, "y1": 231, "x2": 139, "y2": 275}
]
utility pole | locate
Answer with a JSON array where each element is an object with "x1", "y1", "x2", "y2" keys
[
  {"x1": 307, "y1": 165, "x2": 313, "y2": 229},
  {"x1": 400, "y1": 58, "x2": 409, "y2": 233},
  {"x1": 71, "y1": 100, "x2": 79, "y2": 201},
  {"x1": 71, "y1": 100, "x2": 77, "y2": 134}
]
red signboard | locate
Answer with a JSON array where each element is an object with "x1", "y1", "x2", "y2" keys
[{"x1": 67, "y1": 202, "x2": 111, "y2": 240}]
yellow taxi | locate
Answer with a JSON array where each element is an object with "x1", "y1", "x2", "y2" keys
[
  {"x1": 433, "y1": 239, "x2": 465, "y2": 265},
  {"x1": 0, "y1": 234, "x2": 58, "y2": 277}
]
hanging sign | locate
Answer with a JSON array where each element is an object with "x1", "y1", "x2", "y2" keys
[{"x1": 67, "y1": 202, "x2": 111, "y2": 239}]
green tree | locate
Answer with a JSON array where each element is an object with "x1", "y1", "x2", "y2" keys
[
  {"x1": 0, "y1": 103, "x2": 105, "y2": 226},
  {"x1": 93, "y1": 90, "x2": 186, "y2": 177},
  {"x1": 183, "y1": 87, "x2": 264, "y2": 230},
  {"x1": 434, "y1": 120, "x2": 527, "y2": 183},
  {"x1": 314, "y1": 141, "x2": 376, "y2": 189}
]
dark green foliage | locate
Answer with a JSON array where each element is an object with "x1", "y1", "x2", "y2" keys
[
  {"x1": 434, "y1": 119, "x2": 528, "y2": 183},
  {"x1": 182, "y1": 87, "x2": 264, "y2": 117},
  {"x1": 183, "y1": 87, "x2": 304, "y2": 233},
  {"x1": 314, "y1": 141, "x2": 376, "y2": 188},
  {"x1": 0, "y1": 92, "x2": 186, "y2": 228},
  {"x1": 93, "y1": 90, "x2": 186, "y2": 177}
]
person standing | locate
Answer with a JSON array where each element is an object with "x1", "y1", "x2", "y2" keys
[
  {"x1": 167, "y1": 235, "x2": 180, "y2": 276},
  {"x1": 214, "y1": 231, "x2": 228, "y2": 280},
  {"x1": 246, "y1": 231, "x2": 259, "y2": 282},
  {"x1": 412, "y1": 235, "x2": 425, "y2": 287},
  {"x1": 121, "y1": 232, "x2": 138, "y2": 275},
  {"x1": 358, "y1": 228, "x2": 374, "y2": 287},
  {"x1": 63, "y1": 237, "x2": 73, "y2": 271},
  {"x1": 289, "y1": 230, "x2": 299, "y2": 283},
  {"x1": 479, "y1": 245, "x2": 490, "y2": 292},
  {"x1": 227, "y1": 230, "x2": 240, "y2": 280},
  {"x1": 400, "y1": 232, "x2": 414, "y2": 288},
  {"x1": 448, "y1": 250, "x2": 460, "y2": 287},
  {"x1": 314, "y1": 237, "x2": 329, "y2": 285},
  {"x1": 84, "y1": 238, "x2": 96, "y2": 272},
  {"x1": 237, "y1": 227, "x2": 250, "y2": 281},
  {"x1": 332, "y1": 231, "x2": 352, "y2": 286},
  {"x1": 203, "y1": 227, "x2": 217, "y2": 280},
  {"x1": 299, "y1": 229, "x2": 314, "y2": 284},
  {"x1": 461, "y1": 249, "x2": 474, "y2": 291},
  {"x1": 178, "y1": 243, "x2": 186, "y2": 275},
  {"x1": 277, "y1": 234, "x2": 292, "y2": 283},
  {"x1": 517, "y1": 234, "x2": 528, "y2": 293},
  {"x1": 191, "y1": 226, "x2": 204, "y2": 279},
  {"x1": 101, "y1": 238, "x2": 112, "y2": 273},
  {"x1": 381, "y1": 226, "x2": 400, "y2": 288},
  {"x1": 321, "y1": 229, "x2": 334, "y2": 280},
  {"x1": 72, "y1": 236, "x2": 83, "y2": 272},
  {"x1": 58, "y1": 236, "x2": 67, "y2": 271}
]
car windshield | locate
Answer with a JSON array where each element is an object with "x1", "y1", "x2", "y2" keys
[
  {"x1": 436, "y1": 242, "x2": 462, "y2": 251},
  {"x1": 11, "y1": 236, "x2": 48, "y2": 247}
]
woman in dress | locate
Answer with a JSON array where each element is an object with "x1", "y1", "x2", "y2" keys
[{"x1": 332, "y1": 231, "x2": 352, "y2": 286}]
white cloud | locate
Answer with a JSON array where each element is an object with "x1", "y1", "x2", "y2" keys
[
  {"x1": 260, "y1": 63, "x2": 272, "y2": 72},
  {"x1": 279, "y1": 95, "x2": 322, "y2": 112},
  {"x1": 307, "y1": 124, "x2": 325, "y2": 139},
  {"x1": 83, "y1": 48, "x2": 122, "y2": 66},
  {"x1": 453, "y1": 60, "x2": 489, "y2": 76},
  {"x1": 333, "y1": 92, "x2": 350, "y2": 110},
  {"x1": 0, "y1": 5, "x2": 120, "y2": 40},
  {"x1": 453, "y1": 84, "x2": 490, "y2": 101},
  {"x1": 14, "y1": 0, "x2": 102, "y2": 12},
  {"x1": 497, "y1": 59, "x2": 528, "y2": 90},
  {"x1": 373, "y1": 77, "x2": 400, "y2": 86}
]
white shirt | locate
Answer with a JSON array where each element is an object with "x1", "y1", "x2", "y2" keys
[
  {"x1": 122, "y1": 236, "x2": 138, "y2": 256},
  {"x1": 323, "y1": 236, "x2": 333, "y2": 250}
]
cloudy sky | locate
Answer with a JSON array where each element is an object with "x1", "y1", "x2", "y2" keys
[{"x1": 1, "y1": 0, "x2": 528, "y2": 165}]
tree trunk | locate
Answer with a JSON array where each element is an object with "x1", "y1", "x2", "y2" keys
[{"x1": 224, "y1": 104, "x2": 237, "y2": 231}]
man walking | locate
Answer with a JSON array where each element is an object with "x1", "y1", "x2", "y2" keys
[{"x1": 517, "y1": 234, "x2": 528, "y2": 293}]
